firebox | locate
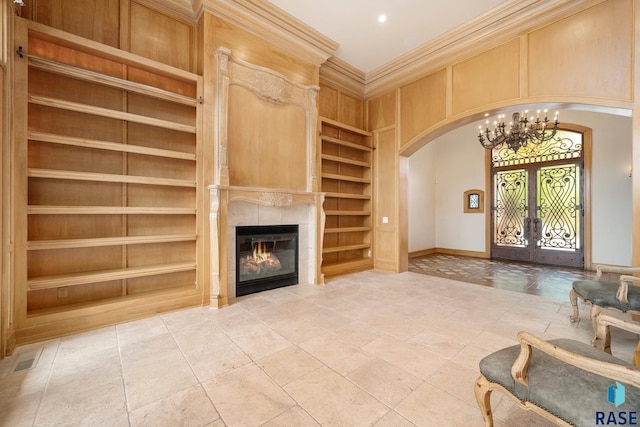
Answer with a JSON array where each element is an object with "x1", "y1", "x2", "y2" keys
[{"x1": 235, "y1": 225, "x2": 299, "y2": 297}]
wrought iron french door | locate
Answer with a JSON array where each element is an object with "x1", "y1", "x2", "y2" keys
[{"x1": 491, "y1": 161, "x2": 584, "y2": 267}]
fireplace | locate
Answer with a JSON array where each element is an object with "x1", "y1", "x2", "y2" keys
[{"x1": 235, "y1": 224, "x2": 299, "y2": 296}]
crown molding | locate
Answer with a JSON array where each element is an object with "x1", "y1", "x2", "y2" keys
[
  {"x1": 363, "y1": 0, "x2": 599, "y2": 98},
  {"x1": 319, "y1": 56, "x2": 366, "y2": 98},
  {"x1": 141, "y1": 0, "x2": 199, "y2": 20},
  {"x1": 201, "y1": 0, "x2": 338, "y2": 66}
]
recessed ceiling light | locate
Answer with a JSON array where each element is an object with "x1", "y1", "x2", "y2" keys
[{"x1": 378, "y1": 14, "x2": 387, "y2": 23}]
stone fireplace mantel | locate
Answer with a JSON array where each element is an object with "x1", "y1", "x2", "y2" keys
[{"x1": 209, "y1": 185, "x2": 325, "y2": 307}]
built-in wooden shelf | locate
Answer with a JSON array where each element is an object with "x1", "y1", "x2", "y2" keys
[
  {"x1": 321, "y1": 154, "x2": 370, "y2": 167},
  {"x1": 29, "y1": 132, "x2": 196, "y2": 161},
  {"x1": 319, "y1": 116, "x2": 373, "y2": 277},
  {"x1": 28, "y1": 234, "x2": 197, "y2": 250},
  {"x1": 324, "y1": 192, "x2": 371, "y2": 200},
  {"x1": 28, "y1": 169, "x2": 196, "y2": 187},
  {"x1": 27, "y1": 261, "x2": 196, "y2": 291},
  {"x1": 321, "y1": 172, "x2": 371, "y2": 184},
  {"x1": 12, "y1": 19, "x2": 204, "y2": 344},
  {"x1": 27, "y1": 206, "x2": 196, "y2": 215},
  {"x1": 322, "y1": 243, "x2": 371, "y2": 254},
  {"x1": 324, "y1": 226, "x2": 371, "y2": 234},
  {"x1": 28, "y1": 94, "x2": 197, "y2": 134}
]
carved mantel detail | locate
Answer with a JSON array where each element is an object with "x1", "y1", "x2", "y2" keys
[
  {"x1": 213, "y1": 47, "x2": 319, "y2": 191},
  {"x1": 258, "y1": 192, "x2": 293, "y2": 207}
]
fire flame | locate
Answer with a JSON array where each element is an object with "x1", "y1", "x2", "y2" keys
[{"x1": 252, "y1": 242, "x2": 271, "y2": 262}]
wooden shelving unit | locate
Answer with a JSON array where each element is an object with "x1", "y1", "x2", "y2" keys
[
  {"x1": 11, "y1": 19, "x2": 204, "y2": 343},
  {"x1": 319, "y1": 117, "x2": 373, "y2": 277}
]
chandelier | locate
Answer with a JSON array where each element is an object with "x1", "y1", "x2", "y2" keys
[{"x1": 477, "y1": 110, "x2": 559, "y2": 151}]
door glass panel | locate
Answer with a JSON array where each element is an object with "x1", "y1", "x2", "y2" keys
[
  {"x1": 494, "y1": 169, "x2": 528, "y2": 247},
  {"x1": 537, "y1": 164, "x2": 580, "y2": 251}
]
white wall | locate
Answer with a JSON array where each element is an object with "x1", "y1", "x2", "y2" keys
[
  {"x1": 407, "y1": 142, "x2": 436, "y2": 252},
  {"x1": 408, "y1": 109, "x2": 632, "y2": 266}
]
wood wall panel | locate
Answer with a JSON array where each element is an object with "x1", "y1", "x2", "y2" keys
[
  {"x1": 374, "y1": 127, "x2": 398, "y2": 268},
  {"x1": 227, "y1": 86, "x2": 307, "y2": 191},
  {"x1": 319, "y1": 83, "x2": 338, "y2": 121},
  {"x1": 368, "y1": 90, "x2": 396, "y2": 131},
  {"x1": 211, "y1": 16, "x2": 316, "y2": 86},
  {"x1": 399, "y1": 70, "x2": 447, "y2": 146},
  {"x1": 129, "y1": 1, "x2": 193, "y2": 72},
  {"x1": 528, "y1": 0, "x2": 632, "y2": 100},
  {"x1": 452, "y1": 39, "x2": 520, "y2": 115},
  {"x1": 339, "y1": 93, "x2": 365, "y2": 129},
  {"x1": 29, "y1": 0, "x2": 120, "y2": 48}
]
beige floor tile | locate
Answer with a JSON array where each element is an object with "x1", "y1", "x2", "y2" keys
[
  {"x1": 407, "y1": 329, "x2": 467, "y2": 359},
  {"x1": 260, "y1": 405, "x2": 321, "y2": 426},
  {"x1": 0, "y1": 390, "x2": 41, "y2": 427},
  {"x1": 373, "y1": 410, "x2": 417, "y2": 427},
  {"x1": 270, "y1": 318, "x2": 327, "y2": 344},
  {"x1": 427, "y1": 361, "x2": 481, "y2": 407},
  {"x1": 172, "y1": 323, "x2": 252, "y2": 382},
  {"x1": 129, "y1": 384, "x2": 220, "y2": 427},
  {"x1": 122, "y1": 348, "x2": 198, "y2": 411},
  {"x1": 395, "y1": 382, "x2": 485, "y2": 427},
  {"x1": 347, "y1": 358, "x2": 423, "y2": 407},
  {"x1": 299, "y1": 332, "x2": 375, "y2": 376},
  {"x1": 228, "y1": 323, "x2": 293, "y2": 360},
  {"x1": 362, "y1": 335, "x2": 449, "y2": 380},
  {"x1": 203, "y1": 363, "x2": 295, "y2": 426},
  {"x1": 35, "y1": 378, "x2": 127, "y2": 426},
  {"x1": 451, "y1": 344, "x2": 491, "y2": 372},
  {"x1": 257, "y1": 346, "x2": 323, "y2": 386},
  {"x1": 284, "y1": 366, "x2": 389, "y2": 426}
]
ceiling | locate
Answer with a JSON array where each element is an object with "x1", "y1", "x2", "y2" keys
[{"x1": 265, "y1": 0, "x2": 510, "y2": 73}]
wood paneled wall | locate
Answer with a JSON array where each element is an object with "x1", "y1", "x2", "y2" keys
[
  {"x1": 318, "y1": 82, "x2": 366, "y2": 130},
  {"x1": 23, "y1": 0, "x2": 197, "y2": 72},
  {"x1": 365, "y1": 0, "x2": 637, "y2": 274}
]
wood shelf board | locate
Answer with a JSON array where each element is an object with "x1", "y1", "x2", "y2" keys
[
  {"x1": 29, "y1": 131, "x2": 196, "y2": 161},
  {"x1": 320, "y1": 117, "x2": 372, "y2": 137},
  {"x1": 324, "y1": 227, "x2": 371, "y2": 233},
  {"x1": 321, "y1": 153, "x2": 370, "y2": 167},
  {"x1": 29, "y1": 94, "x2": 197, "y2": 134},
  {"x1": 28, "y1": 168, "x2": 196, "y2": 188},
  {"x1": 28, "y1": 55, "x2": 198, "y2": 107},
  {"x1": 321, "y1": 135, "x2": 372, "y2": 152},
  {"x1": 27, "y1": 261, "x2": 197, "y2": 291},
  {"x1": 324, "y1": 210, "x2": 372, "y2": 216},
  {"x1": 27, "y1": 206, "x2": 196, "y2": 215},
  {"x1": 28, "y1": 234, "x2": 197, "y2": 250},
  {"x1": 321, "y1": 172, "x2": 371, "y2": 184},
  {"x1": 324, "y1": 192, "x2": 371, "y2": 200},
  {"x1": 322, "y1": 243, "x2": 371, "y2": 254}
]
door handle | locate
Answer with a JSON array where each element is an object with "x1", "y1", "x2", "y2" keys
[
  {"x1": 523, "y1": 217, "x2": 531, "y2": 240},
  {"x1": 533, "y1": 217, "x2": 542, "y2": 241}
]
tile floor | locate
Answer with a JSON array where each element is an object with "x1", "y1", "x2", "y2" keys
[{"x1": 1, "y1": 269, "x2": 638, "y2": 426}]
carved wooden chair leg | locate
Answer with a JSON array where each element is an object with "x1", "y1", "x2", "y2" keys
[
  {"x1": 474, "y1": 375, "x2": 494, "y2": 427},
  {"x1": 591, "y1": 306, "x2": 611, "y2": 353},
  {"x1": 569, "y1": 288, "x2": 580, "y2": 322}
]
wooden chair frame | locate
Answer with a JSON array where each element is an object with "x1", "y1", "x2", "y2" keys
[{"x1": 475, "y1": 319, "x2": 640, "y2": 426}]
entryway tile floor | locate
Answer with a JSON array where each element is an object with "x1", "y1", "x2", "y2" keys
[{"x1": 1, "y1": 266, "x2": 637, "y2": 426}]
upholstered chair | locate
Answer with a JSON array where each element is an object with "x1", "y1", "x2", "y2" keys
[
  {"x1": 570, "y1": 264, "x2": 640, "y2": 353},
  {"x1": 475, "y1": 316, "x2": 640, "y2": 427}
]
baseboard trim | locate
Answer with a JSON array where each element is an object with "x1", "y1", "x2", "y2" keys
[{"x1": 409, "y1": 248, "x2": 489, "y2": 259}]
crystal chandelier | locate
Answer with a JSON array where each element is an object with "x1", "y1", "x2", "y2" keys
[{"x1": 478, "y1": 110, "x2": 559, "y2": 151}]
